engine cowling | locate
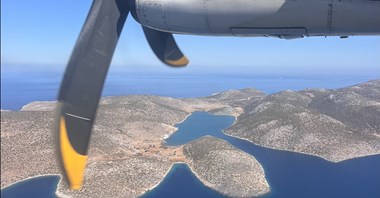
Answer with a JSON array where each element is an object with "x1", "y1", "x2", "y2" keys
[{"x1": 132, "y1": 0, "x2": 380, "y2": 38}]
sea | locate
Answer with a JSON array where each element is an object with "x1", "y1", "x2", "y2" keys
[
  {"x1": 2, "y1": 70, "x2": 378, "y2": 111},
  {"x1": 1, "y1": 70, "x2": 380, "y2": 198},
  {"x1": 144, "y1": 112, "x2": 380, "y2": 198}
]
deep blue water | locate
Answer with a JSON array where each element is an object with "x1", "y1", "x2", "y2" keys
[
  {"x1": 1, "y1": 70, "x2": 377, "y2": 110},
  {"x1": 1, "y1": 176, "x2": 60, "y2": 198},
  {"x1": 142, "y1": 163, "x2": 224, "y2": 198},
  {"x1": 152, "y1": 112, "x2": 380, "y2": 198},
  {"x1": 1, "y1": 71, "x2": 380, "y2": 197}
]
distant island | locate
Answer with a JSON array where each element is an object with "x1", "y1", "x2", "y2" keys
[{"x1": 1, "y1": 80, "x2": 379, "y2": 197}]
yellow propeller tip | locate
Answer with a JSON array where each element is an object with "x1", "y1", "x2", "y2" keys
[
  {"x1": 70, "y1": 184, "x2": 83, "y2": 190},
  {"x1": 166, "y1": 56, "x2": 189, "y2": 67},
  {"x1": 59, "y1": 117, "x2": 88, "y2": 191}
]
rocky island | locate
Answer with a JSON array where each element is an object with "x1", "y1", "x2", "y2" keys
[
  {"x1": 184, "y1": 136, "x2": 269, "y2": 197},
  {"x1": 226, "y1": 80, "x2": 380, "y2": 162},
  {"x1": 2, "y1": 95, "x2": 268, "y2": 197},
  {"x1": 1, "y1": 79, "x2": 380, "y2": 197}
]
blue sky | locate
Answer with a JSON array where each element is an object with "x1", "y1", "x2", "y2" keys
[{"x1": 1, "y1": 0, "x2": 380, "y2": 76}]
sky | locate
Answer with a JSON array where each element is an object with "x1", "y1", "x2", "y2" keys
[{"x1": 1, "y1": 0, "x2": 380, "y2": 76}]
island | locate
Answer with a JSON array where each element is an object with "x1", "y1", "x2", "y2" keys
[
  {"x1": 184, "y1": 136, "x2": 269, "y2": 197},
  {"x1": 226, "y1": 80, "x2": 380, "y2": 162},
  {"x1": 1, "y1": 79, "x2": 380, "y2": 197}
]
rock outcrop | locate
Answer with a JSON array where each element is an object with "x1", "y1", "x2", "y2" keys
[
  {"x1": 184, "y1": 136, "x2": 269, "y2": 197},
  {"x1": 227, "y1": 80, "x2": 380, "y2": 162}
]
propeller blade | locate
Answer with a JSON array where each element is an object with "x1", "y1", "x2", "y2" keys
[
  {"x1": 56, "y1": 0, "x2": 128, "y2": 190},
  {"x1": 142, "y1": 26, "x2": 189, "y2": 67}
]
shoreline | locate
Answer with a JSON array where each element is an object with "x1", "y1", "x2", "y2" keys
[
  {"x1": 3, "y1": 110, "x2": 380, "y2": 197},
  {"x1": 1, "y1": 173, "x2": 69, "y2": 198},
  {"x1": 55, "y1": 175, "x2": 71, "y2": 198},
  {"x1": 3, "y1": 85, "x2": 380, "y2": 196},
  {"x1": 217, "y1": 110, "x2": 380, "y2": 163},
  {"x1": 4, "y1": 130, "x2": 379, "y2": 198},
  {"x1": 57, "y1": 111, "x2": 194, "y2": 197},
  {"x1": 183, "y1": 163, "x2": 224, "y2": 196},
  {"x1": 162, "y1": 112, "x2": 193, "y2": 141},
  {"x1": 186, "y1": 160, "x2": 270, "y2": 198},
  {"x1": 1, "y1": 111, "x2": 195, "y2": 196},
  {"x1": 1, "y1": 163, "x2": 222, "y2": 198},
  {"x1": 223, "y1": 131, "x2": 380, "y2": 163},
  {"x1": 136, "y1": 162, "x2": 186, "y2": 196},
  {"x1": 0, "y1": 174, "x2": 61, "y2": 190}
]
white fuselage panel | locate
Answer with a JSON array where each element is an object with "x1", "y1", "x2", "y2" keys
[{"x1": 135, "y1": 0, "x2": 380, "y2": 38}]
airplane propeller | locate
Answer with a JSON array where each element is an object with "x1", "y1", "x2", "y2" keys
[{"x1": 56, "y1": 0, "x2": 188, "y2": 190}]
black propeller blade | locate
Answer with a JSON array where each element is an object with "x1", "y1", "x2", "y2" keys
[
  {"x1": 143, "y1": 26, "x2": 189, "y2": 67},
  {"x1": 56, "y1": 0, "x2": 189, "y2": 190},
  {"x1": 56, "y1": 0, "x2": 128, "y2": 189}
]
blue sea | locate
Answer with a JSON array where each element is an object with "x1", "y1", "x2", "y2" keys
[
  {"x1": 1, "y1": 70, "x2": 377, "y2": 110},
  {"x1": 1, "y1": 176, "x2": 60, "y2": 198},
  {"x1": 151, "y1": 112, "x2": 380, "y2": 198},
  {"x1": 1, "y1": 70, "x2": 379, "y2": 197}
]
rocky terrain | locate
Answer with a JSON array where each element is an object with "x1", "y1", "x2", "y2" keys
[
  {"x1": 1, "y1": 95, "x2": 250, "y2": 197},
  {"x1": 2, "y1": 79, "x2": 380, "y2": 197},
  {"x1": 227, "y1": 80, "x2": 380, "y2": 162},
  {"x1": 184, "y1": 136, "x2": 269, "y2": 197},
  {"x1": 1, "y1": 111, "x2": 60, "y2": 187},
  {"x1": 205, "y1": 88, "x2": 266, "y2": 107}
]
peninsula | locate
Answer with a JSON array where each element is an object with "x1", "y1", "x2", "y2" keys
[
  {"x1": 1, "y1": 80, "x2": 380, "y2": 197},
  {"x1": 184, "y1": 136, "x2": 269, "y2": 197},
  {"x1": 226, "y1": 80, "x2": 380, "y2": 162}
]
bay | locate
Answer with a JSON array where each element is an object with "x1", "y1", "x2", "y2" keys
[
  {"x1": 142, "y1": 163, "x2": 224, "y2": 198},
  {"x1": 1, "y1": 71, "x2": 379, "y2": 198},
  {"x1": 157, "y1": 112, "x2": 380, "y2": 198},
  {"x1": 1, "y1": 176, "x2": 60, "y2": 198}
]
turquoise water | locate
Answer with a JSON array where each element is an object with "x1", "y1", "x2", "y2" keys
[
  {"x1": 1, "y1": 176, "x2": 60, "y2": 198},
  {"x1": 148, "y1": 112, "x2": 380, "y2": 198}
]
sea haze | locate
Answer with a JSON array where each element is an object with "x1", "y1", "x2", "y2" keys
[{"x1": 1, "y1": 70, "x2": 377, "y2": 110}]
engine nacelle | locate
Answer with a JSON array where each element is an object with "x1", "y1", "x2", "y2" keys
[{"x1": 132, "y1": 0, "x2": 380, "y2": 38}]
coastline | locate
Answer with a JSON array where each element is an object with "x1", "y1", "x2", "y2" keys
[
  {"x1": 1, "y1": 111, "x2": 202, "y2": 197},
  {"x1": 219, "y1": 109, "x2": 380, "y2": 163},
  {"x1": 143, "y1": 110, "x2": 271, "y2": 198},
  {"x1": 185, "y1": 160, "x2": 270, "y2": 198},
  {"x1": 3, "y1": 110, "x2": 378, "y2": 198},
  {"x1": 3, "y1": 79, "x2": 380, "y2": 197},
  {"x1": 153, "y1": 111, "x2": 220, "y2": 195},
  {"x1": 137, "y1": 162, "x2": 187, "y2": 196},
  {"x1": 3, "y1": 127, "x2": 378, "y2": 198},
  {"x1": 0, "y1": 174, "x2": 71, "y2": 198},
  {"x1": 142, "y1": 111, "x2": 217, "y2": 197},
  {"x1": 142, "y1": 110, "x2": 379, "y2": 197},
  {"x1": 55, "y1": 175, "x2": 71, "y2": 198},
  {"x1": 57, "y1": 111, "x2": 194, "y2": 197},
  {"x1": 183, "y1": 136, "x2": 270, "y2": 197},
  {"x1": 0, "y1": 174, "x2": 60, "y2": 191},
  {"x1": 223, "y1": 131, "x2": 380, "y2": 163},
  {"x1": 162, "y1": 112, "x2": 193, "y2": 141},
  {"x1": 185, "y1": 163, "x2": 223, "y2": 195}
]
